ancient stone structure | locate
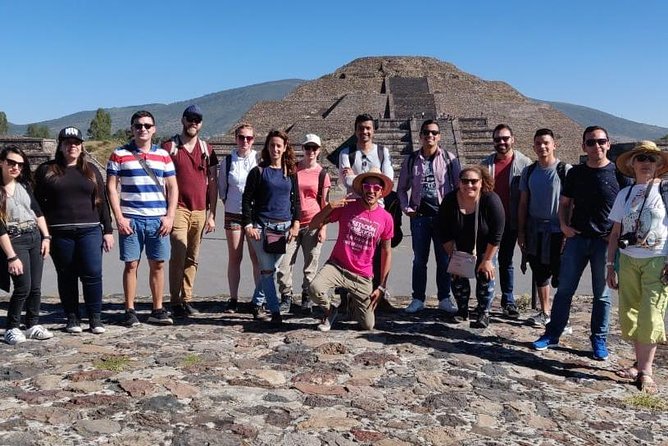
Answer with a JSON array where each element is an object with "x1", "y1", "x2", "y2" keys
[
  {"x1": 0, "y1": 137, "x2": 56, "y2": 169},
  {"x1": 210, "y1": 57, "x2": 585, "y2": 181}
]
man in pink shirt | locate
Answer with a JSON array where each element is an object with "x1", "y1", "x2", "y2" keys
[{"x1": 309, "y1": 169, "x2": 394, "y2": 331}]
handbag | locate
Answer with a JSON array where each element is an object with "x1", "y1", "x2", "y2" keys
[
  {"x1": 447, "y1": 198, "x2": 479, "y2": 279},
  {"x1": 263, "y1": 228, "x2": 287, "y2": 254}
]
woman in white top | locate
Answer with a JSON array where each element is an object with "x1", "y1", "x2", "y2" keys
[
  {"x1": 218, "y1": 124, "x2": 262, "y2": 312},
  {"x1": 607, "y1": 141, "x2": 668, "y2": 394}
]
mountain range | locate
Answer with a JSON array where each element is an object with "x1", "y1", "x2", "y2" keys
[{"x1": 6, "y1": 80, "x2": 667, "y2": 142}]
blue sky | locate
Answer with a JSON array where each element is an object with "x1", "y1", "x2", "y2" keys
[{"x1": 1, "y1": 0, "x2": 667, "y2": 128}]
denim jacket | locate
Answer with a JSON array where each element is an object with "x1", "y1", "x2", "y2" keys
[
  {"x1": 480, "y1": 150, "x2": 532, "y2": 230},
  {"x1": 397, "y1": 147, "x2": 461, "y2": 214}
]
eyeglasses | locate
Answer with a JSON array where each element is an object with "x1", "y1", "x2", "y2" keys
[
  {"x1": 237, "y1": 135, "x2": 254, "y2": 142},
  {"x1": 493, "y1": 136, "x2": 511, "y2": 143},
  {"x1": 362, "y1": 183, "x2": 383, "y2": 193},
  {"x1": 634, "y1": 154, "x2": 657, "y2": 163},
  {"x1": 5, "y1": 159, "x2": 24, "y2": 169},
  {"x1": 460, "y1": 178, "x2": 481, "y2": 185},
  {"x1": 303, "y1": 146, "x2": 319, "y2": 151},
  {"x1": 585, "y1": 138, "x2": 608, "y2": 147},
  {"x1": 184, "y1": 115, "x2": 202, "y2": 124},
  {"x1": 421, "y1": 130, "x2": 440, "y2": 136},
  {"x1": 133, "y1": 123, "x2": 154, "y2": 130}
]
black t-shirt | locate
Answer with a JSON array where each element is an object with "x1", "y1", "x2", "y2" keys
[
  {"x1": 561, "y1": 162, "x2": 632, "y2": 237},
  {"x1": 438, "y1": 190, "x2": 505, "y2": 255}
]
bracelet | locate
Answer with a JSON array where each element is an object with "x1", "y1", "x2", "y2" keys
[
  {"x1": 377, "y1": 285, "x2": 386, "y2": 294},
  {"x1": 43, "y1": 235, "x2": 52, "y2": 240},
  {"x1": 605, "y1": 262, "x2": 614, "y2": 267},
  {"x1": 6, "y1": 255, "x2": 19, "y2": 262}
]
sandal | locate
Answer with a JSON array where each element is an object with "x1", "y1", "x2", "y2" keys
[
  {"x1": 637, "y1": 372, "x2": 659, "y2": 394},
  {"x1": 616, "y1": 362, "x2": 639, "y2": 380}
]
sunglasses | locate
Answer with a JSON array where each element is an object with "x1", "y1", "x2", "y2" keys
[
  {"x1": 303, "y1": 146, "x2": 319, "y2": 151},
  {"x1": 362, "y1": 183, "x2": 383, "y2": 193},
  {"x1": 133, "y1": 123, "x2": 154, "y2": 130},
  {"x1": 237, "y1": 135, "x2": 254, "y2": 142},
  {"x1": 585, "y1": 138, "x2": 608, "y2": 147},
  {"x1": 5, "y1": 159, "x2": 25, "y2": 169},
  {"x1": 184, "y1": 115, "x2": 202, "y2": 124},
  {"x1": 634, "y1": 154, "x2": 657, "y2": 163},
  {"x1": 493, "y1": 136, "x2": 511, "y2": 143},
  {"x1": 460, "y1": 178, "x2": 481, "y2": 185},
  {"x1": 421, "y1": 130, "x2": 440, "y2": 136}
]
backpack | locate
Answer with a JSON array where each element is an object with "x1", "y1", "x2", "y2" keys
[
  {"x1": 168, "y1": 135, "x2": 210, "y2": 162},
  {"x1": 326, "y1": 145, "x2": 385, "y2": 169},
  {"x1": 316, "y1": 167, "x2": 329, "y2": 208},
  {"x1": 406, "y1": 149, "x2": 456, "y2": 191},
  {"x1": 524, "y1": 161, "x2": 567, "y2": 205},
  {"x1": 221, "y1": 153, "x2": 233, "y2": 202}
]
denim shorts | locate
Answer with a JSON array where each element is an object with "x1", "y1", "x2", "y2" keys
[
  {"x1": 119, "y1": 216, "x2": 170, "y2": 262},
  {"x1": 224, "y1": 212, "x2": 243, "y2": 230}
]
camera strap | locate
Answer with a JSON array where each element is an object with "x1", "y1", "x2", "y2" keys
[{"x1": 627, "y1": 180, "x2": 655, "y2": 238}]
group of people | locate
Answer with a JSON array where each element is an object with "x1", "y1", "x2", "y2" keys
[{"x1": 1, "y1": 107, "x2": 665, "y2": 394}]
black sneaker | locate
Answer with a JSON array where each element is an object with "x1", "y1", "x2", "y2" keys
[
  {"x1": 471, "y1": 311, "x2": 490, "y2": 329},
  {"x1": 89, "y1": 313, "x2": 106, "y2": 334},
  {"x1": 147, "y1": 308, "x2": 174, "y2": 325},
  {"x1": 252, "y1": 304, "x2": 269, "y2": 321},
  {"x1": 172, "y1": 304, "x2": 187, "y2": 319},
  {"x1": 279, "y1": 295, "x2": 292, "y2": 314},
  {"x1": 65, "y1": 313, "x2": 82, "y2": 334},
  {"x1": 269, "y1": 312, "x2": 283, "y2": 327},
  {"x1": 225, "y1": 299, "x2": 238, "y2": 313},
  {"x1": 300, "y1": 293, "x2": 313, "y2": 315},
  {"x1": 502, "y1": 304, "x2": 520, "y2": 319},
  {"x1": 124, "y1": 309, "x2": 141, "y2": 328},
  {"x1": 184, "y1": 303, "x2": 200, "y2": 315}
]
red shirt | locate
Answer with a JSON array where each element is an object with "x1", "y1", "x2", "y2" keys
[
  {"x1": 493, "y1": 155, "x2": 512, "y2": 216},
  {"x1": 163, "y1": 140, "x2": 210, "y2": 211}
]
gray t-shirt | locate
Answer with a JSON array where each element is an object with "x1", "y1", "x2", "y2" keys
[
  {"x1": 519, "y1": 160, "x2": 571, "y2": 233},
  {"x1": 6, "y1": 183, "x2": 38, "y2": 225}
]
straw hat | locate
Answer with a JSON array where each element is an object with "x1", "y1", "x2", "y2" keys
[
  {"x1": 352, "y1": 167, "x2": 393, "y2": 198},
  {"x1": 616, "y1": 141, "x2": 668, "y2": 178}
]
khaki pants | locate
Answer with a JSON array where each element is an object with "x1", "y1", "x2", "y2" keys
[
  {"x1": 169, "y1": 207, "x2": 207, "y2": 304},
  {"x1": 310, "y1": 263, "x2": 375, "y2": 330},
  {"x1": 276, "y1": 227, "x2": 322, "y2": 297}
]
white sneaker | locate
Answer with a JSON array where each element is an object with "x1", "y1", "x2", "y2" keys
[
  {"x1": 24, "y1": 325, "x2": 54, "y2": 341},
  {"x1": 4, "y1": 328, "x2": 26, "y2": 345},
  {"x1": 438, "y1": 297, "x2": 458, "y2": 314},
  {"x1": 562, "y1": 324, "x2": 573, "y2": 335},
  {"x1": 404, "y1": 299, "x2": 425, "y2": 313}
]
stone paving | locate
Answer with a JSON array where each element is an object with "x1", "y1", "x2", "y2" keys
[{"x1": 0, "y1": 294, "x2": 666, "y2": 445}]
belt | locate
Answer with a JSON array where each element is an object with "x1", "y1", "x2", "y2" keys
[{"x1": 7, "y1": 222, "x2": 37, "y2": 237}]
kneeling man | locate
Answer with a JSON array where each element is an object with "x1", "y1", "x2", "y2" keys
[{"x1": 309, "y1": 169, "x2": 394, "y2": 331}]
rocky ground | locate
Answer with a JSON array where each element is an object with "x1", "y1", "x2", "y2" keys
[{"x1": 0, "y1": 294, "x2": 666, "y2": 446}]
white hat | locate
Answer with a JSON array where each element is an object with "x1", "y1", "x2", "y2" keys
[{"x1": 301, "y1": 133, "x2": 322, "y2": 147}]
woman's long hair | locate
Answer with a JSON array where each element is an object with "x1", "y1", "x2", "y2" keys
[
  {"x1": 0, "y1": 146, "x2": 34, "y2": 222},
  {"x1": 459, "y1": 165, "x2": 494, "y2": 194},
  {"x1": 260, "y1": 130, "x2": 296, "y2": 175},
  {"x1": 45, "y1": 142, "x2": 101, "y2": 205}
]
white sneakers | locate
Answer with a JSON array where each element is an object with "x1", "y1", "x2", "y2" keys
[
  {"x1": 438, "y1": 297, "x2": 458, "y2": 314},
  {"x1": 404, "y1": 299, "x2": 425, "y2": 313},
  {"x1": 405, "y1": 298, "x2": 458, "y2": 314},
  {"x1": 4, "y1": 325, "x2": 53, "y2": 345}
]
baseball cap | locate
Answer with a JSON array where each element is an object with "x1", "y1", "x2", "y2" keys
[
  {"x1": 301, "y1": 133, "x2": 322, "y2": 147},
  {"x1": 183, "y1": 105, "x2": 203, "y2": 119},
  {"x1": 57, "y1": 126, "x2": 84, "y2": 143}
]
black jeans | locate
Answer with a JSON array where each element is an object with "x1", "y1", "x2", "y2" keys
[{"x1": 6, "y1": 228, "x2": 44, "y2": 329}]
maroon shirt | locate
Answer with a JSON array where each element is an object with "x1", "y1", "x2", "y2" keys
[
  {"x1": 163, "y1": 139, "x2": 218, "y2": 211},
  {"x1": 493, "y1": 155, "x2": 512, "y2": 217}
]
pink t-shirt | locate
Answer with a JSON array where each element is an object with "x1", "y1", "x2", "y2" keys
[
  {"x1": 328, "y1": 200, "x2": 394, "y2": 278},
  {"x1": 297, "y1": 165, "x2": 331, "y2": 225}
]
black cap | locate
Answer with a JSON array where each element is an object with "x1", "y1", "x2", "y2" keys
[
  {"x1": 58, "y1": 126, "x2": 84, "y2": 142},
  {"x1": 183, "y1": 104, "x2": 203, "y2": 119}
]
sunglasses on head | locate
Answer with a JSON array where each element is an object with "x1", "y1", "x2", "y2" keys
[
  {"x1": 585, "y1": 138, "x2": 608, "y2": 147},
  {"x1": 184, "y1": 114, "x2": 202, "y2": 124},
  {"x1": 5, "y1": 159, "x2": 24, "y2": 168},
  {"x1": 133, "y1": 123, "x2": 154, "y2": 130},
  {"x1": 421, "y1": 130, "x2": 440, "y2": 136},
  {"x1": 634, "y1": 153, "x2": 657, "y2": 163},
  {"x1": 493, "y1": 136, "x2": 511, "y2": 143},
  {"x1": 460, "y1": 178, "x2": 480, "y2": 185},
  {"x1": 237, "y1": 135, "x2": 254, "y2": 142},
  {"x1": 362, "y1": 183, "x2": 383, "y2": 193}
]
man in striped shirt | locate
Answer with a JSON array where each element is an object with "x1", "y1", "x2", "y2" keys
[{"x1": 107, "y1": 110, "x2": 178, "y2": 327}]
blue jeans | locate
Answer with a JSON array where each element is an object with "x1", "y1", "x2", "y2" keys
[
  {"x1": 50, "y1": 226, "x2": 104, "y2": 316},
  {"x1": 496, "y1": 227, "x2": 517, "y2": 307},
  {"x1": 410, "y1": 215, "x2": 451, "y2": 301},
  {"x1": 545, "y1": 235, "x2": 611, "y2": 341},
  {"x1": 6, "y1": 228, "x2": 43, "y2": 329},
  {"x1": 249, "y1": 220, "x2": 291, "y2": 314}
]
